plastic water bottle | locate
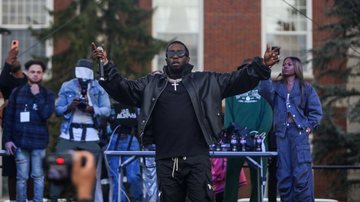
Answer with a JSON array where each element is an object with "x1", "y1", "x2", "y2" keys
[
  {"x1": 230, "y1": 135, "x2": 238, "y2": 151},
  {"x1": 240, "y1": 136, "x2": 246, "y2": 151}
]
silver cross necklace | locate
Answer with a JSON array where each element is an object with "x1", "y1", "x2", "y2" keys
[{"x1": 168, "y1": 78, "x2": 182, "y2": 91}]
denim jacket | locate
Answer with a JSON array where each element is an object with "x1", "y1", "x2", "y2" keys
[
  {"x1": 259, "y1": 79, "x2": 323, "y2": 137},
  {"x1": 56, "y1": 79, "x2": 111, "y2": 134}
]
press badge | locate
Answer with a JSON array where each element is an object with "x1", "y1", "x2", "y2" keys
[
  {"x1": 20, "y1": 104, "x2": 30, "y2": 122},
  {"x1": 20, "y1": 111, "x2": 30, "y2": 122},
  {"x1": 21, "y1": 104, "x2": 30, "y2": 123}
]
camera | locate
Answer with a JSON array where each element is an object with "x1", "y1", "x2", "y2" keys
[
  {"x1": 11, "y1": 39, "x2": 19, "y2": 49},
  {"x1": 43, "y1": 152, "x2": 73, "y2": 182},
  {"x1": 272, "y1": 46, "x2": 280, "y2": 55},
  {"x1": 77, "y1": 97, "x2": 88, "y2": 110}
]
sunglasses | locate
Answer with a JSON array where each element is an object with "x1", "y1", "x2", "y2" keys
[{"x1": 166, "y1": 50, "x2": 187, "y2": 58}]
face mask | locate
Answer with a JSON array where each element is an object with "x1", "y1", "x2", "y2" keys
[{"x1": 75, "y1": 67, "x2": 94, "y2": 80}]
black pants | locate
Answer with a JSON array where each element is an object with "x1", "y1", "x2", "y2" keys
[
  {"x1": 156, "y1": 155, "x2": 214, "y2": 202},
  {"x1": 268, "y1": 129, "x2": 278, "y2": 202}
]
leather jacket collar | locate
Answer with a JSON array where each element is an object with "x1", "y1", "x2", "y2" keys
[{"x1": 163, "y1": 63, "x2": 194, "y2": 78}]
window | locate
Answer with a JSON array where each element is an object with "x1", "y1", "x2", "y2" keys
[
  {"x1": 262, "y1": 0, "x2": 313, "y2": 78},
  {"x1": 0, "y1": 0, "x2": 53, "y2": 78},
  {"x1": 152, "y1": 0, "x2": 203, "y2": 71}
]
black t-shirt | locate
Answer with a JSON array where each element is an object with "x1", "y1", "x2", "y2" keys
[{"x1": 152, "y1": 81, "x2": 209, "y2": 159}]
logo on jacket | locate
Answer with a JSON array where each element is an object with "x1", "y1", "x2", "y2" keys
[
  {"x1": 117, "y1": 109, "x2": 137, "y2": 119},
  {"x1": 235, "y1": 89, "x2": 261, "y2": 103},
  {"x1": 33, "y1": 103, "x2": 38, "y2": 111}
]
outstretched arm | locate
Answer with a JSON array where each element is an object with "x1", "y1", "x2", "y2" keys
[
  {"x1": 90, "y1": 42, "x2": 147, "y2": 106},
  {"x1": 0, "y1": 47, "x2": 19, "y2": 81}
]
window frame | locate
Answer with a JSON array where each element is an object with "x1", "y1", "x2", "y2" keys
[
  {"x1": 151, "y1": 0, "x2": 204, "y2": 72},
  {"x1": 0, "y1": 0, "x2": 53, "y2": 78},
  {"x1": 261, "y1": 0, "x2": 313, "y2": 79}
]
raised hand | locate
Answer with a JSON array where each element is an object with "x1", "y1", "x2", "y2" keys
[
  {"x1": 91, "y1": 42, "x2": 108, "y2": 64},
  {"x1": 84, "y1": 105, "x2": 94, "y2": 114},
  {"x1": 263, "y1": 44, "x2": 280, "y2": 68},
  {"x1": 5, "y1": 47, "x2": 19, "y2": 65},
  {"x1": 30, "y1": 84, "x2": 40, "y2": 95},
  {"x1": 67, "y1": 98, "x2": 80, "y2": 112}
]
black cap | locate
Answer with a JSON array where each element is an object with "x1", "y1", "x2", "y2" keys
[{"x1": 76, "y1": 59, "x2": 93, "y2": 69}]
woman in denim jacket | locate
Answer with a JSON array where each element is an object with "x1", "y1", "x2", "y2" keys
[{"x1": 260, "y1": 56, "x2": 323, "y2": 202}]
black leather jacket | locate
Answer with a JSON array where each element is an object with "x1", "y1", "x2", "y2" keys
[{"x1": 100, "y1": 57, "x2": 271, "y2": 146}]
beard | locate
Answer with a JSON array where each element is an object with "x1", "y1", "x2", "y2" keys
[
  {"x1": 28, "y1": 78, "x2": 42, "y2": 84},
  {"x1": 168, "y1": 62, "x2": 185, "y2": 75},
  {"x1": 169, "y1": 66, "x2": 183, "y2": 75}
]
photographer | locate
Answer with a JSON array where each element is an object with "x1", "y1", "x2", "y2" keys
[{"x1": 49, "y1": 59, "x2": 110, "y2": 201}]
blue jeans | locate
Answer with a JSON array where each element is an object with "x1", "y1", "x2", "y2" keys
[
  {"x1": 105, "y1": 134, "x2": 143, "y2": 202},
  {"x1": 277, "y1": 123, "x2": 314, "y2": 202},
  {"x1": 15, "y1": 148, "x2": 45, "y2": 202}
]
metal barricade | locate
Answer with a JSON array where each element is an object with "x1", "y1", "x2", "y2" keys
[{"x1": 104, "y1": 150, "x2": 277, "y2": 202}]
